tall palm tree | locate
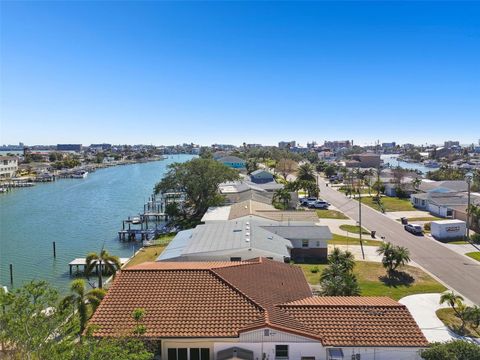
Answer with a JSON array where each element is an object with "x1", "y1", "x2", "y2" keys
[
  {"x1": 297, "y1": 163, "x2": 316, "y2": 182},
  {"x1": 376, "y1": 242, "x2": 396, "y2": 275},
  {"x1": 60, "y1": 279, "x2": 106, "y2": 335},
  {"x1": 85, "y1": 249, "x2": 121, "y2": 289},
  {"x1": 440, "y1": 291, "x2": 465, "y2": 321},
  {"x1": 393, "y1": 246, "x2": 411, "y2": 270}
]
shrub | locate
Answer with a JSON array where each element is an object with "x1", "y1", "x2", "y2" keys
[
  {"x1": 310, "y1": 266, "x2": 319, "y2": 274},
  {"x1": 471, "y1": 233, "x2": 480, "y2": 244},
  {"x1": 424, "y1": 222, "x2": 431, "y2": 231}
]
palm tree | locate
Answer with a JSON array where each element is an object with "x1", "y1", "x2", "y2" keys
[
  {"x1": 328, "y1": 248, "x2": 355, "y2": 273},
  {"x1": 85, "y1": 249, "x2": 121, "y2": 289},
  {"x1": 376, "y1": 242, "x2": 396, "y2": 275},
  {"x1": 273, "y1": 188, "x2": 291, "y2": 209},
  {"x1": 440, "y1": 291, "x2": 464, "y2": 318},
  {"x1": 297, "y1": 163, "x2": 316, "y2": 182},
  {"x1": 466, "y1": 305, "x2": 480, "y2": 329},
  {"x1": 393, "y1": 246, "x2": 411, "y2": 271},
  {"x1": 60, "y1": 279, "x2": 106, "y2": 335}
]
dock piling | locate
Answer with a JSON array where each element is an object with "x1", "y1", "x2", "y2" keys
[
  {"x1": 9, "y1": 264, "x2": 13, "y2": 285},
  {"x1": 53, "y1": 241, "x2": 56, "y2": 258}
]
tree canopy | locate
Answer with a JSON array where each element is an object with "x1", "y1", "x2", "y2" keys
[
  {"x1": 154, "y1": 158, "x2": 239, "y2": 224},
  {"x1": 421, "y1": 340, "x2": 480, "y2": 360}
]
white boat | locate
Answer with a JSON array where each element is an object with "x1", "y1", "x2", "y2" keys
[{"x1": 131, "y1": 216, "x2": 141, "y2": 224}]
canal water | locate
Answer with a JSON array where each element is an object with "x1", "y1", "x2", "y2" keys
[
  {"x1": 0, "y1": 155, "x2": 194, "y2": 292},
  {"x1": 381, "y1": 154, "x2": 438, "y2": 175}
]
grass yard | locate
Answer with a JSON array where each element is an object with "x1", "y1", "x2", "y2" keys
[
  {"x1": 339, "y1": 224, "x2": 370, "y2": 235},
  {"x1": 436, "y1": 308, "x2": 480, "y2": 338},
  {"x1": 361, "y1": 196, "x2": 415, "y2": 212},
  {"x1": 329, "y1": 234, "x2": 383, "y2": 247},
  {"x1": 443, "y1": 240, "x2": 470, "y2": 245},
  {"x1": 316, "y1": 209, "x2": 349, "y2": 220},
  {"x1": 298, "y1": 261, "x2": 446, "y2": 300},
  {"x1": 124, "y1": 233, "x2": 175, "y2": 268},
  {"x1": 466, "y1": 252, "x2": 480, "y2": 262}
]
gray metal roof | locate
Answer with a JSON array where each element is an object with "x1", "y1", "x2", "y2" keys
[
  {"x1": 251, "y1": 169, "x2": 273, "y2": 176},
  {"x1": 158, "y1": 220, "x2": 293, "y2": 260},
  {"x1": 418, "y1": 180, "x2": 468, "y2": 193},
  {"x1": 261, "y1": 225, "x2": 332, "y2": 240}
]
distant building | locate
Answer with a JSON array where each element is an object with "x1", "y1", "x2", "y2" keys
[
  {"x1": 217, "y1": 155, "x2": 246, "y2": 169},
  {"x1": 382, "y1": 142, "x2": 396, "y2": 149},
  {"x1": 57, "y1": 144, "x2": 82, "y2": 152},
  {"x1": 89, "y1": 143, "x2": 111, "y2": 151},
  {"x1": 0, "y1": 156, "x2": 18, "y2": 178},
  {"x1": 324, "y1": 140, "x2": 352, "y2": 150},
  {"x1": 246, "y1": 144, "x2": 262, "y2": 148},
  {"x1": 212, "y1": 144, "x2": 236, "y2": 151},
  {"x1": 278, "y1": 141, "x2": 296, "y2": 149},
  {"x1": 444, "y1": 140, "x2": 460, "y2": 148},
  {"x1": 345, "y1": 153, "x2": 381, "y2": 168},
  {"x1": 250, "y1": 169, "x2": 274, "y2": 184}
]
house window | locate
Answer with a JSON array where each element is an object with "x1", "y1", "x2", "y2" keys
[
  {"x1": 230, "y1": 257, "x2": 242, "y2": 261},
  {"x1": 316, "y1": 241, "x2": 320, "y2": 247},
  {"x1": 275, "y1": 345, "x2": 289, "y2": 359},
  {"x1": 189, "y1": 348, "x2": 210, "y2": 360},
  {"x1": 302, "y1": 240, "x2": 309, "y2": 248},
  {"x1": 168, "y1": 348, "x2": 187, "y2": 360}
]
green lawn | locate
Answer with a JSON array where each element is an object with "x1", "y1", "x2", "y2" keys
[
  {"x1": 298, "y1": 261, "x2": 446, "y2": 300},
  {"x1": 124, "y1": 233, "x2": 175, "y2": 268},
  {"x1": 339, "y1": 224, "x2": 370, "y2": 235},
  {"x1": 445, "y1": 240, "x2": 470, "y2": 245},
  {"x1": 329, "y1": 234, "x2": 383, "y2": 247},
  {"x1": 316, "y1": 209, "x2": 349, "y2": 220},
  {"x1": 436, "y1": 308, "x2": 480, "y2": 338},
  {"x1": 361, "y1": 196, "x2": 415, "y2": 212},
  {"x1": 466, "y1": 252, "x2": 480, "y2": 262}
]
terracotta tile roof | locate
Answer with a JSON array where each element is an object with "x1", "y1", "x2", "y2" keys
[
  {"x1": 279, "y1": 296, "x2": 428, "y2": 347},
  {"x1": 89, "y1": 259, "x2": 428, "y2": 347}
]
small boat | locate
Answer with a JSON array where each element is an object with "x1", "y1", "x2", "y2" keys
[
  {"x1": 131, "y1": 216, "x2": 141, "y2": 224},
  {"x1": 71, "y1": 171, "x2": 88, "y2": 179}
]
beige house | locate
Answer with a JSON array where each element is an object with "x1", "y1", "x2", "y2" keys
[{"x1": 0, "y1": 156, "x2": 18, "y2": 178}]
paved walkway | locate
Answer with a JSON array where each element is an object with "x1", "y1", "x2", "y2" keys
[{"x1": 399, "y1": 293, "x2": 480, "y2": 344}]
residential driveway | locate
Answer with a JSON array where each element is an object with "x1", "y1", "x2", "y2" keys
[
  {"x1": 399, "y1": 294, "x2": 458, "y2": 343},
  {"x1": 318, "y1": 218, "x2": 364, "y2": 238},
  {"x1": 399, "y1": 293, "x2": 480, "y2": 344},
  {"x1": 385, "y1": 210, "x2": 432, "y2": 221},
  {"x1": 317, "y1": 177, "x2": 480, "y2": 305}
]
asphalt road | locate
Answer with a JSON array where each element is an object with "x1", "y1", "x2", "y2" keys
[{"x1": 317, "y1": 178, "x2": 480, "y2": 305}]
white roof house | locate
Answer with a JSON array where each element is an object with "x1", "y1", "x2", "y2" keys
[{"x1": 158, "y1": 220, "x2": 331, "y2": 263}]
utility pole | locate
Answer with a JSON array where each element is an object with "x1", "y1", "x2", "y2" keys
[
  {"x1": 357, "y1": 169, "x2": 365, "y2": 260},
  {"x1": 465, "y1": 172, "x2": 473, "y2": 241}
]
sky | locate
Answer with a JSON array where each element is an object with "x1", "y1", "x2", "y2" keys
[{"x1": 1, "y1": 1, "x2": 479, "y2": 147}]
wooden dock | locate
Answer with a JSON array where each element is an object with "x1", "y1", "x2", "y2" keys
[{"x1": 68, "y1": 257, "x2": 130, "y2": 276}]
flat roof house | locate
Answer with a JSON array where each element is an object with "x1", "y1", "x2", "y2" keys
[
  {"x1": 0, "y1": 156, "x2": 18, "y2": 178},
  {"x1": 88, "y1": 258, "x2": 428, "y2": 360},
  {"x1": 157, "y1": 220, "x2": 331, "y2": 263}
]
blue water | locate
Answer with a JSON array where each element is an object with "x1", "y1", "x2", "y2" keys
[
  {"x1": 0, "y1": 155, "x2": 194, "y2": 291},
  {"x1": 381, "y1": 154, "x2": 438, "y2": 175}
]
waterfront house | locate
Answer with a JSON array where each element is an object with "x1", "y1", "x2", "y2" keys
[
  {"x1": 88, "y1": 258, "x2": 428, "y2": 360},
  {"x1": 345, "y1": 153, "x2": 381, "y2": 168},
  {"x1": 0, "y1": 156, "x2": 18, "y2": 178},
  {"x1": 217, "y1": 156, "x2": 246, "y2": 169},
  {"x1": 157, "y1": 220, "x2": 331, "y2": 263}
]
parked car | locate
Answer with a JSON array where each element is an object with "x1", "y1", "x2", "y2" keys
[
  {"x1": 404, "y1": 224, "x2": 423, "y2": 235},
  {"x1": 300, "y1": 197, "x2": 317, "y2": 206},
  {"x1": 309, "y1": 200, "x2": 330, "y2": 209}
]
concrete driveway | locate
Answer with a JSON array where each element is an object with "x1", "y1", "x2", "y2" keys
[{"x1": 399, "y1": 293, "x2": 480, "y2": 344}]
